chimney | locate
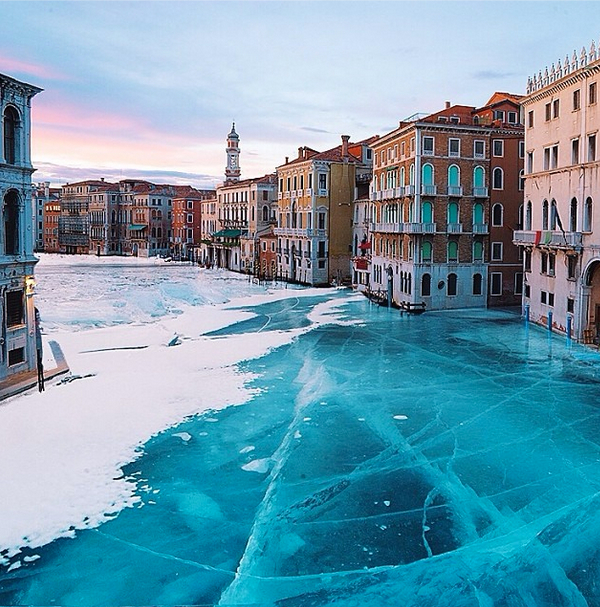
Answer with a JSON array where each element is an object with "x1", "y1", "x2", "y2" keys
[
  {"x1": 445, "y1": 101, "x2": 451, "y2": 109},
  {"x1": 44, "y1": 181, "x2": 50, "y2": 198},
  {"x1": 285, "y1": 156, "x2": 289, "y2": 164},
  {"x1": 298, "y1": 146, "x2": 303, "y2": 159},
  {"x1": 341, "y1": 135, "x2": 350, "y2": 158}
]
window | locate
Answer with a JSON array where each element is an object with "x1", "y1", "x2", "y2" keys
[
  {"x1": 448, "y1": 201, "x2": 459, "y2": 224},
  {"x1": 401, "y1": 141, "x2": 405, "y2": 157},
  {"x1": 568, "y1": 256, "x2": 577, "y2": 280},
  {"x1": 548, "y1": 253, "x2": 556, "y2": 276},
  {"x1": 422, "y1": 136, "x2": 434, "y2": 155},
  {"x1": 448, "y1": 165, "x2": 460, "y2": 188},
  {"x1": 3, "y1": 106, "x2": 18, "y2": 164},
  {"x1": 187, "y1": 213, "x2": 193, "y2": 223},
  {"x1": 588, "y1": 134, "x2": 596, "y2": 162},
  {"x1": 473, "y1": 273, "x2": 482, "y2": 295},
  {"x1": 570, "y1": 198, "x2": 578, "y2": 231},
  {"x1": 543, "y1": 147, "x2": 551, "y2": 170},
  {"x1": 318, "y1": 211, "x2": 326, "y2": 230},
  {"x1": 493, "y1": 110, "x2": 505, "y2": 122},
  {"x1": 545, "y1": 103, "x2": 552, "y2": 121},
  {"x1": 318, "y1": 173, "x2": 327, "y2": 190},
  {"x1": 492, "y1": 203, "x2": 503, "y2": 227},
  {"x1": 508, "y1": 111, "x2": 518, "y2": 124},
  {"x1": 4, "y1": 190, "x2": 19, "y2": 255},
  {"x1": 519, "y1": 170, "x2": 525, "y2": 191},
  {"x1": 542, "y1": 199, "x2": 549, "y2": 230},
  {"x1": 491, "y1": 272, "x2": 502, "y2": 296},
  {"x1": 493, "y1": 140, "x2": 504, "y2": 157},
  {"x1": 584, "y1": 197, "x2": 593, "y2": 232},
  {"x1": 473, "y1": 166, "x2": 484, "y2": 189},
  {"x1": 421, "y1": 273, "x2": 431, "y2": 297},
  {"x1": 528, "y1": 110, "x2": 534, "y2": 128},
  {"x1": 524, "y1": 249, "x2": 532, "y2": 272},
  {"x1": 474, "y1": 140, "x2": 485, "y2": 158},
  {"x1": 447, "y1": 241, "x2": 458, "y2": 263},
  {"x1": 473, "y1": 240, "x2": 484, "y2": 262},
  {"x1": 553, "y1": 99, "x2": 560, "y2": 118},
  {"x1": 421, "y1": 241, "x2": 432, "y2": 262},
  {"x1": 473, "y1": 202, "x2": 484, "y2": 225},
  {"x1": 541, "y1": 251, "x2": 548, "y2": 274},
  {"x1": 572, "y1": 138, "x2": 580, "y2": 164},
  {"x1": 548, "y1": 292, "x2": 555, "y2": 307},
  {"x1": 422, "y1": 164, "x2": 434, "y2": 186},
  {"x1": 492, "y1": 167, "x2": 504, "y2": 190},
  {"x1": 491, "y1": 242, "x2": 503, "y2": 261},
  {"x1": 573, "y1": 89, "x2": 581, "y2": 111},
  {"x1": 8, "y1": 347, "x2": 24, "y2": 366},
  {"x1": 551, "y1": 145, "x2": 558, "y2": 169},
  {"x1": 410, "y1": 137, "x2": 415, "y2": 154},
  {"x1": 519, "y1": 141, "x2": 525, "y2": 158},
  {"x1": 448, "y1": 138, "x2": 460, "y2": 157},
  {"x1": 447, "y1": 273, "x2": 457, "y2": 296},
  {"x1": 590, "y1": 82, "x2": 597, "y2": 105},
  {"x1": 541, "y1": 290, "x2": 547, "y2": 304},
  {"x1": 318, "y1": 241, "x2": 326, "y2": 258},
  {"x1": 527, "y1": 151, "x2": 534, "y2": 173},
  {"x1": 6, "y1": 290, "x2": 24, "y2": 327},
  {"x1": 550, "y1": 200, "x2": 558, "y2": 230},
  {"x1": 567, "y1": 297, "x2": 575, "y2": 313},
  {"x1": 421, "y1": 201, "x2": 433, "y2": 223}
]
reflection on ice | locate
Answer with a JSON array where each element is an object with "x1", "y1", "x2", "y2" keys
[{"x1": 2, "y1": 258, "x2": 600, "y2": 606}]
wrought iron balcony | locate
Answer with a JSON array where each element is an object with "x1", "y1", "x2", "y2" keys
[{"x1": 513, "y1": 230, "x2": 584, "y2": 250}]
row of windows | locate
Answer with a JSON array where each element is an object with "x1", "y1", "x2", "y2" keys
[
  {"x1": 377, "y1": 200, "x2": 497, "y2": 226},
  {"x1": 528, "y1": 82, "x2": 597, "y2": 126},
  {"x1": 521, "y1": 197, "x2": 593, "y2": 232},
  {"x1": 527, "y1": 135, "x2": 598, "y2": 172},
  {"x1": 278, "y1": 173, "x2": 326, "y2": 192}
]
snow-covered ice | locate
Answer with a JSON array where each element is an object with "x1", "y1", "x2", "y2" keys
[{"x1": 1, "y1": 254, "x2": 600, "y2": 606}]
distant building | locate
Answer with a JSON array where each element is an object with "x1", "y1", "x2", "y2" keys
[
  {"x1": 171, "y1": 186, "x2": 214, "y2": 261},
  {"x1": 199, "y1": 194, "x2": 219, "y2": 265},
  {"x1": 0, "y1": 72, "x2": 42, "y2": 381},
  {"x1": 368, "y1": 95, "x2": 523, "y2": 310},
  {"x1": 32, "y1": 182, "x2": 60, "y2": 251},
  {"x1": 43, "y1": 199, "x2": 61, "y2": 253},
  {"x1": 276, "y1": 136, "x2": 376, "y2": 286},
  {"x1": 515, "y1": 43, "x2": 600, "y2": 342}
]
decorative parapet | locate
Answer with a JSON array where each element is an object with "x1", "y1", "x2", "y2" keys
[{"x1": 527, "y1": 40, "x2": 598, "y2": 94}]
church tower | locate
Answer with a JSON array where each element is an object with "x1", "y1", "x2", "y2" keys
[{"x1": 225, "y1": 122, "x2": 241, "y2": 183}]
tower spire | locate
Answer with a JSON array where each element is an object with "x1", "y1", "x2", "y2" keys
[{"x1": 225, "y1": 122, "x2": 241, "y2": 183}]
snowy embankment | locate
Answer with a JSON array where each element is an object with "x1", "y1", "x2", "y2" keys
[{"x1": 0, "y1": 255, "x2": 356, "y2": 566}]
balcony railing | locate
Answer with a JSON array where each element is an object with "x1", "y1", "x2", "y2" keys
[
  {"x1": 472, "y1": 223, "x2": 489, "y2": 234},
  {"x1": 373, "y1": 222, "x2": 401, "y2": 234},
  {"x1": 513, "y1": 230, "x2": 584, "y2": 249},
  {"x1": 402, "y1": 222, "x2": 436, "y2": 234},
  {"x1": 395, "y1": 186, "x2": 405, "y2": 197},
  {"x1": 317, "y1": 188, "x2": 328, "y2": 197},
  {"x1": 473, "y1": 187, "x2": 488, "y2": 197},
  {"x1": 421, "y1": 185, "x2": 437, "y2": 196},
  {"x1": 447, "y1": 186, "x2": 463, "y2": 196},
  {"x1": 447, "y1": 223, "x2": 463, "y2": 233},
  {"x1": 405, "y1": 185, "x2": 415, "y2": 195}
]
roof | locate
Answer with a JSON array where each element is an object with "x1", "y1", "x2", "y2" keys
[
  {"x1": 128, "y1": 224, "x2": 147, "y2": 231},
  {"x1": 212, "y1": 229, "x2": 241, "y2": 238}
]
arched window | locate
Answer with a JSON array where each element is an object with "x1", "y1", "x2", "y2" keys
[
  {"x1": 473, "y1": 202, "x2": 484, "y2": 225},
  {"x1": 519, "y1": 169, "x2": 525, "y2": 191},
  {"x1": 422, "y1": 163, "x2": 434, "y2": 186},
  {"x1": 518, "y1": 204, "x2": 523, "y2": 229},
  {"x1": 542, "y1": 199, "x2": 549, "y2": 230},
  {"x1": 4, "y1": 190, "x2": 19, "y2": 255},
  {"x1": 262, "y1": 205, "x2": 269, "y2": 222},
  {"x1": 448, "y1": 165, "x2": 460, "y2": 187},
  {"x1": 584, "y1": 197, "x2": 593, "y2": 232},
  {"x1": 448, "y1": 201, "x2": 459, "y2": 224},
  {"x1": 421, "y1": 240, "x2": 432, "y2": 262},
  {"x1": 473, "y1": 166, "x2": 485, "y2": 188},
  {"x1": 492, "y1": 167, "x2": 504, "y2": 190},
  {"x1": 3, "y1": 106, "x2": 19, "y2": 165},
  {"x1": 550, "y1": 199, "x2": 557, "y2": 230},
  {"x1": 399, "y1": 166, "x2": 405, "y2": 186},
  {"x1": 473, "y1": 240, "x2": 483, "y2": 262},
  {"x1": 448, "y1": 240, "x2": 458, "y2": 263},
  {"x1": 570, "y1": 198, "x2": 578, "y2": 232},
  {"x1": 422, "y1": 273, "x2": 431, "y2": 297},
  {"x1": 421, "y1": 201, "x2": 433, "y2": 223},
  {"x1": 448, "y1": 273, "x2": 457, "y2": 296},
  {"x1": 409, "y1": 164, "x2": 415, "y2": 186},
  {"x1": 492, "y1": 203, "x2": 503, "y2": 227},
  {"x1": 473, "y1": 273, "x2": 483, "y2": 295},
  {"x1": 380, "y1": 174, "x2": 385, "y2": 191},
  {"x1": 526, "y1": 201, "x2": 532, "y2": 230}
]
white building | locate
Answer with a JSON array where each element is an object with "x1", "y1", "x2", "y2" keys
[
  {"x1": 0, "y1": 73, "x2": 42, "y2": 381},
  {"x1": 515, "y1": 43, "x2": 600, "y2": 342}
]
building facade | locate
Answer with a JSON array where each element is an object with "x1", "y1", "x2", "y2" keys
[
  {"x1": 275, "y1": 136, "x2": 375, "y2": 286},
  {"x1": 368, "y1": 95, "x2": 523, "y2": 311},
  {"x1": 171, "y1": 186, "x2": 214, "y2": 261},
  {"x1": 0, "y1": 73, "x2": 42, "y2": 380},
  {"x1": 515, "y1": 44, "x2": 600, "y2": 342},
  {"x1": 43, "y1": 199, "x2": 61, "y2": 253}
]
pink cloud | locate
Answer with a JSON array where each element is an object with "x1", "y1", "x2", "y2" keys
[{"x1": 0, "y1": 54, "x2": 67, "y2": 81}]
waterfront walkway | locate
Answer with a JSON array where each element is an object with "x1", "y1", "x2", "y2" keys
[{"x1": 0, "y1": 340, "x2": 69, "y2": 401}]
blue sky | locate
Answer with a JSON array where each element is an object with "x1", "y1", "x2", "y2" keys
[{"x1": 0, "y1": 1, "x2": 597, "y2": 187}]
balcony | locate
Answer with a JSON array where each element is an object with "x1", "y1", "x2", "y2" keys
[
  {"x1": 305, "y1": 188, "x2": 312, "y2": 196},
  {"x1": 473, "y1": 187, "x2": 488, "y2": 197},
  {"x1": 405, "y1": 185, "x2": 415, "y2": 195},
  {"x1": 395, "y1": 186, "x2": 405, "y2": 197},
  {"x1": 472, "y1": 223, "x2": 489, "y2": 234},
  {"x1": 447, "y1": 223, "x2": 463, "y2": 233},
  {"x1": 447, "y1": 186, "x2": 463, "y2": 197},
  {"x1": 373, "y1": 222, "x2": 401, "y2": 234},
  {"x1": 402, "y1": 222, "x2": 436, "y2": 234},
  {"x1": 383, "y1": 189, "x2": 395, "y2": 200},
  {"x1": 421, "y1": 185, "x2": 437, "y2": 196},
  {"x1": 513, "y1": 230, "x2": 584, "y2": 250},
  {"x1": 317, "y1": 188, "x2": 328, "y2": 197}
]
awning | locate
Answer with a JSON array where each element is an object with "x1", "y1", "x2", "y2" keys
[
  {"x1": 212, "y1": 229, "x2": 242, "y2": 238},
  {"x1": 129, "y1": 224, "x2": 147, "y2": 231}
]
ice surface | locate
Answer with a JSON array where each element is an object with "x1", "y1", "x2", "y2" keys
[{"x1": 1, "y1": 256, "x2": 600, "y2": 606}]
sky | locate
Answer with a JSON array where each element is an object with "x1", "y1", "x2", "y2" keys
[{"x1": 0, "y1": 1, "x2": 598, "y2": 188}]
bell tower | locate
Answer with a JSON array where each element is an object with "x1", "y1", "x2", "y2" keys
[{"x1": 225, "y1": 122, "x2": 241, "y2": 183}]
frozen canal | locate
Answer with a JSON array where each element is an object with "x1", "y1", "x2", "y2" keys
[{"x1": 2, "y1": 256, "x2": 600, "y2": 606}]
